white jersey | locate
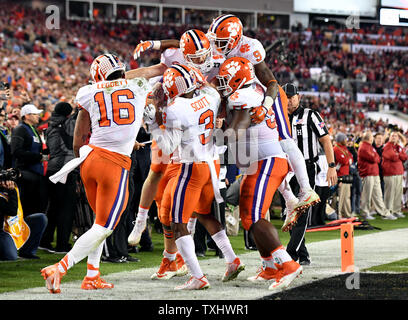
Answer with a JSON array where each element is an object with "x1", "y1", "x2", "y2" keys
[
  {"x1": 226, "y1": 82, "x2": 286, "y2": 164},
  {"x1": 226, "y1": 35, "x2": 266, "y2": 66},
  {"x1": 160, "y1": 85, "x2": 221, "y2": 163},
  {"x1": 160, "y1": 48, "x2": 225, "y2": 83},
  {"x1": 75, "y1": 78, "x2": 151, "y2": 157}
]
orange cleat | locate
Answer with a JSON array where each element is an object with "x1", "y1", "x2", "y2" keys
[
  {"x1": 247, "y1": 266, "x2": 281, "y2": 282},
  {"x1": 222, "y1": 257, "x2": 245, "y2": 282},
  {"x1": 269, "y1": 260, "x2": 302, "y2": 291},
  {"x1": 174, "y1": 275, "x2": 210, "y2": 290},
  {"x1": 175, "y1": 253, "x2": 188, "y2": 276},
  {"x1": 81, "y1": 273, "x2": 114, "y2": 290}
]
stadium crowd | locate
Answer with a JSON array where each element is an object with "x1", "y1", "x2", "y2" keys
[{"x1": 1, "y1": 2, "x2": 408, "y2": 263}]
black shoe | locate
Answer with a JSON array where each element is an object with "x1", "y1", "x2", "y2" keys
[
  {"x1": 245, "y1": 246, "x2": 257, "y2": 251},
  {"x1": 215, "y1": 248, "x2": 224, "y2": 259},
  {"x1": 38, "y1": 244, "x2": 55, "y2": 253},
  {"x1": 102, "y1": 256, "x2": 128, "y2": 263},
  {"x1": 139, "y1": 245, "x2": 154, "y2": 252},
  {"x1": 19, "y1": 253, "x2": 40, "y2": 259},
  {"x1": 125, "y1": 255, "x2": 140, "y2": 262},
  {"x1": 196, "y1": 251, "x2": 206, "y2": 257},
  {"x1": 299, "y1": 258, "x2": 311, "y2": 266},
  {"x1": 54, "y1": 245, "x2": 72, "y2": 254}
]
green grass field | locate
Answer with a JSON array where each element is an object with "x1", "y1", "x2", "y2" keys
[{"x1": 1, "y1": 213, "x2": 407, "y2": 294}]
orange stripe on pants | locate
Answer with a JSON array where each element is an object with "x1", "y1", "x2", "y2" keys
[{"x1": 239, "y1": 157, "x2": 288, "y2": 230}]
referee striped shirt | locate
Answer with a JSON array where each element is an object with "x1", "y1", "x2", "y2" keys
[{"x1": 289, "y1": 106, "x2": 329, "y2": 161}]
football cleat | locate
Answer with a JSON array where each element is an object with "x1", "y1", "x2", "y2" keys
[
  {"x1": 174, "y1": 275, "x2": 210, "y2": 290},
  {"x1": 295, "y1": 189, "x2": 320, "y2": 212},
  {"x1": 247, "y1": 266, "x2": 281, "y2": 282},
  {"x1": 128, "y1": 219, "x2": 147, "y2": 246},
  {"x1": 151, "y1": 258, "x2": 179, "y2": 280},
  {"x1": 40, "y1": 263, "x2": 65, "y2": 294},
  {"x1": 81, "y1": 273, "x2": 114, "y2": 290},
  {"x1": 222, "y1": 257, "x2": 245, "y2": 282},
  {"x1": 175, "y1": 253, "x2": 189, "y2": 276},
  {"x1": 281, "y1": 198, "x2": 303, "y2": 232},
  {"x1": 268, "y1": 261, "x2": 302, "y2": 291}
]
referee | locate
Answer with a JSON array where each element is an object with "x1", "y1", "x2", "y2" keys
[{"x1": 281, "y1": 83, "x2": 337, "y2": 265}]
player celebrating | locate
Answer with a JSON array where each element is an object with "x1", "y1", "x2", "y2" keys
[
  {"x1": 144, "y1": 64, "x2": 244, "y2": 290},
  {"x1": 207, "y1": 14, "x2": 321, "y2": 226},
  {"x1": 40, "y1": 53, "x2": 151, "y2": 293},
  {"x1": 216, "y1": 56, "x2": 302, "y2": 290}
]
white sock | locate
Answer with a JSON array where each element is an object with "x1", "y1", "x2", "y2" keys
[
  {"x1": 261, "y1": 255, "x2": 278, "y2": 269},
  {"x1": 211, "y1": 230, "x2": 236, "y2": 263},
  {"x1": 272, "y1": 245, "x2": 293, "y2": 265},
  {"x1": 137, "y1": 206, "x2": 149, "y2": 222},
  {"x1": 66, "y1": 224, "x2": 112, "y2": 268},
  {"x1": 86, "y1": 241, "x2": 104, "y2": 277},
  {"x1": 175, "y1": 235, "x2": 203, "y2": 279},
  {"x1": 163, "y1": 249, "x2": 177, "y2": 262},
  {"x1": 280, "y1": 139, "x2": 312, "y2": 192}
]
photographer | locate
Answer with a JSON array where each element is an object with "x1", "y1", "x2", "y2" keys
[
  {"x1": 0, "y1": 172, "x2": 47, "y2": 260},
  {"x1": 10, "y1": 104, "x2": 48, "y2": 216},
  {"x1": 333, "y1": 132, "x2": 353, "y2": 219}
]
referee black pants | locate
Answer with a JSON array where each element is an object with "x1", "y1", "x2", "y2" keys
[{"x1": 280, "y1": 163, "x2": 316, "y2": 262}]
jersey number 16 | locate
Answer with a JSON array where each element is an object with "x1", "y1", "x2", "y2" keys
[{"x1": 94, "y1": 89, "x2": 135, "y2": 127}]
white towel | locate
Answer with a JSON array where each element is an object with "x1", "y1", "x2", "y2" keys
[{"x1": 49, "y1": 145, "x2": 93, "y2": 184}]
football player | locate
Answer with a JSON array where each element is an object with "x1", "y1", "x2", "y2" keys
[
  {"x1": 143, "y1": 64, "x2": 244, "y2": 290},
  {"x1": 216, "y1": 56, "x2": 302, "y2": 290},
  {"x1": 41, "y1": 54, "x2": 152, "y2": 293},
  {"x1": 208, "y1": 14, "x2": 321, "y2": 228}
]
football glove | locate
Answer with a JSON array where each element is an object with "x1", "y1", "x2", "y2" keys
[
  {"x1": 133, "y1": 40, "x2": 160, "y2": 60},
  {"x1": 143, "y1": 103, "x2": 157, "y2": 125},
  {"x1": 249, "y1": 106, "x2": 267, "y2": 124}
]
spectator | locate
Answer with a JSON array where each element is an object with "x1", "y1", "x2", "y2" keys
[
  {"x1": 347, "y1": 135, "x2": 362, "y2": 216},
  {"x1": 40, "y1": 102, "x2": 78, "y2": 254},
  {"x1": 357, "y1": 131, "x2": 396, "y2": 220},
  {"x1": 373, "y1": 132, "x2": 385, "y2": 194},
  {"x1": 0, "y1": 108, "x2": 12, "y2": 169},
  {"x1": 334, "y1": 132, "x2": 353, "y2": 218},
  {"x1": 10, "y1": 104, "x2": 48, "y2": 216},
  {"x1": 382, "y1": 131, "x2": 408, "y2": 218},
  {"x1": 0, "y1": 178, "x2": 47, "y2": 260}
]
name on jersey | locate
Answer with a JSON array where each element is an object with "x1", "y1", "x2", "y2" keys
[
  {"x1": 96, "y1": 79, "x2": 128, "y2": 89},
  {"x1": 191, "y1": 96, "x2": 210, "y2": 112}
]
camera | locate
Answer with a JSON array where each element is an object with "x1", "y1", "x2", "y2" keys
[
  {"x1": 0, "y1": 168, "x2": 21, "y2": 182},
  {"x1": 0, "y1": 82, "x2": 10, "y2": 90},
  {"x1": 338, "y1": 175, "x2": 353, "y2": 184}
]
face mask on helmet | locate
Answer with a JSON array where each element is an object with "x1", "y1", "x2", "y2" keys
[
  {"x1": 208, "y1": 14, "x2": 243, "y2": 56},
  {"x1": 216, "y1": 57, "x2": 255, "y2": 97},
  {"x1": 162, "y1": 64, "x2": 197, "y2": 101},
  {"x1": 90, "y1": 54, "x2": 126, "y2": 83},
  {"x1": 181, "y1": 29, "x2": 214, "y2": 74}
]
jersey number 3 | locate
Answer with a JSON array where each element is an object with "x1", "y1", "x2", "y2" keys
[
  {"x1": 94, "y1": 89, "x2": 135, "y2": 127},
  {"x1": 198, "y1": 109, "x2": 214, "y2": 145}
]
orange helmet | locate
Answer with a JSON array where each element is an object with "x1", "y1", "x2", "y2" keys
[
  {"x1": 207, "y1": 14, "x2": 243, "y2": 55},
  {"x1": 162, "y1": 64, "x2": 197, "y2": 100},
  {"x1": 216, "y1": 57, "x2": 255, "y2": 97},
  {"x1": 180, "y1": 29, "x2": 213, "y2": 74},
  {"x1": 90, "y1": 53, "x2": 126, "y2": 83}
]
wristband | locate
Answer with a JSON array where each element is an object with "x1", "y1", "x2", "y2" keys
[
  {"x1": 264, "y1": 96, "x2": 274, "y2": 110},
  {"x1": 152, "y1": 40, "x2": 161, "y2": 50},
  {"x1": 266, "y1": 79, "x2": 277, "y2": 87}
]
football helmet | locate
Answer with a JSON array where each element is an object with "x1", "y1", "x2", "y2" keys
[
  {"x1": 90, "y1": 54, "x2": 126, "y2": 83},
  {"x1": 180, "y1": 29, "x2": 213, "y2": 74},
  {"x1": 216, "y1": 57, "x2": 255, "y2": 97},
  {"x1": 207, "y1": 14, "x2": 243, "y2": 55},
  {"x1": 162, "y1": 64, "x2": 197, "y2": 100}
]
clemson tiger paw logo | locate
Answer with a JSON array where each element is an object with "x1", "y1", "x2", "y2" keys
[
  {"x1": 225, "y1": 61, "x2": 241, "y2": 75},
  {"x1": 227, "y1": 22, "x2": 241, "y2": 37},
  {"x1": 163, "y1": 75, "x2": 174, "y2": 89}
]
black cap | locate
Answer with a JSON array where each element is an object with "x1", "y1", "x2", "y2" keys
[
  {"x1": 283, "y1": 83, "x2": 299, "y2": 98},
  {"x1": 54, "y1": 102, "x2": 73, "y2": 117}
]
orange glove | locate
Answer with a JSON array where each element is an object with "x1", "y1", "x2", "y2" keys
[
  {"x1": 133, "y1": 40, "x2": 160, "y2": 60},
  {"x1": 249, "y1": 106, "x2": 267, "y2": 124}
]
